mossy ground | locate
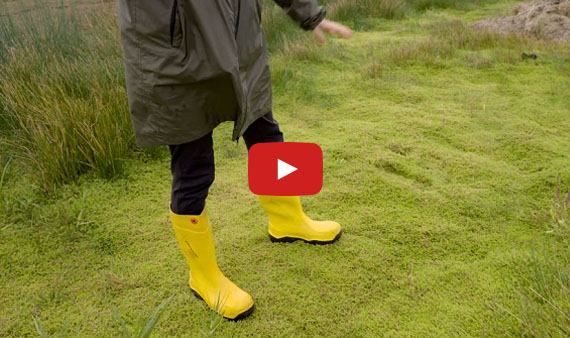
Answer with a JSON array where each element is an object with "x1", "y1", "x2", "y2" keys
[{"x1": 1, "y1": 1, "x2": 569, "y2": 337}]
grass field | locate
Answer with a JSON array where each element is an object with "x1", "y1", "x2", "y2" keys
[{"x1": 1, "y1": 0, "x2": 570, "y2": 337}]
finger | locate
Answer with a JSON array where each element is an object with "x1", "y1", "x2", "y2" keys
[
  {"x1": 338, "y1": 25, "x2": 353, "y2": 39},
  {"x1": 332, "y1": 26, "x2": 352, "y2": 39},
  {"x1": 322, "y1": 21, "x2": 353, "y2": 39},
  {"x1": 313, "y1": 27, "x2": 326, "y2": 44}
]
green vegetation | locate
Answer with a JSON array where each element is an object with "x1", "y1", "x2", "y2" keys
[
  {"x1": 1, "y1": 0, "x2": 569, "y2": 336},
  {"x1": 0, "y1": 5, "x2": 135, "y2": 193}
]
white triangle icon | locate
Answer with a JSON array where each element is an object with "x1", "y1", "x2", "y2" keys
[{"x1": 277, "y1": 159, "x2": 297, "y2": 180}]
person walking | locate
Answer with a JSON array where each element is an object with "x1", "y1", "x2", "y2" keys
[{"x1": 117, "y1": 0, "x2": 352, "y2": 320}]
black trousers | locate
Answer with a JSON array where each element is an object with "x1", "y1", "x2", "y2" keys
[{"x1": 169, "y1": 112, "x2": 284, "y2": 215}]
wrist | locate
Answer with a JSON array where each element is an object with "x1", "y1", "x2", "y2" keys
[{"x1": 300, "y1": 7, "x2": 326, "y2": 31}]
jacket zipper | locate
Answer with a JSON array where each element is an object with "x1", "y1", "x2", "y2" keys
[{"x1": 233, "y1": 0, "x2": 240, "y2": 39}]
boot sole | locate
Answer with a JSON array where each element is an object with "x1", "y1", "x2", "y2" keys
[
  {"x1": 269, "y1": 228, "x2": 343, "y2": 245},
  {"x1": 190, "y1": 289, "x2": 255, "y2": 321}
]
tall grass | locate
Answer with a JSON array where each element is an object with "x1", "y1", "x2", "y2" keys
[
  {"x1": 0, "y1": 4, "x2": 134, "y2": 193},
  {"x1": 363, "y1": 19, "x2": 532, "y2": 76},
  {"x1": 328, "y1": 0, "x2": 408, "y2": 21},
  {"x1": 262, "y1": 1, "x2": 303, "y2": 52},
  {"x1": 409, "y1": 0, "x2": 498, "y2": 11}
]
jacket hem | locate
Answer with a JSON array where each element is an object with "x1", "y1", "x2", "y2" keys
[
  {"x1": 232, "y1": 106, "x2": 273, "y2": 142},
  {"x1": 135, "y1": 123, "x2": 222, "y2": 147}
]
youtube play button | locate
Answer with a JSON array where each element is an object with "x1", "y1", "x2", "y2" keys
[
  {"x1": 277, "y1": 159, "x2": 297, "y2": 180},
  {"x1": 248, "y1": 142, "x2": 323, "y2": 196}
]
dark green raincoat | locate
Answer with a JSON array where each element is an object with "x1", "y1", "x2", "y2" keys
[{"x1": 117, "y1": 0, "x2": 326, "y2": 147}]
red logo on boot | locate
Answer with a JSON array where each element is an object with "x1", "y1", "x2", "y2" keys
[{"x1": 248, "y1": 142, "x2": 323, "y2": 196}]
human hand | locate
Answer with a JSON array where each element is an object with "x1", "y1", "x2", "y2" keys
[{"x1": 313, "y1": 19, "x2": 353, "y2": 44}]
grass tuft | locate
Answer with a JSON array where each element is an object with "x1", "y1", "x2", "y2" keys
[
  {"x1": 549, "y1": 183, "x2": 570, "y2": 236},
  {"x1": 495, "y1": 254, "x2": 570, "y2": 337}
]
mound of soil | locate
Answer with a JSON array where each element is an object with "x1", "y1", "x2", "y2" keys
[{"x1": 473, "y1": 0, "x2": 570, "y2": 43}]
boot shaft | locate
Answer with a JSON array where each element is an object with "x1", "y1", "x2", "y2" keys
[
  {"x1": 170, "y1": 208, "x2": 221, "y2": 277},
  {"x1": 258, "y1": 195, "x2": 305, "y2": 225}
]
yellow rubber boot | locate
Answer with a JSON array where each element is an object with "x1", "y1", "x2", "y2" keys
[
  {"x1": 258, "y1": 196, "x2": 343, "y2": 244},
  {"x1": 170, "y1": 208, "x2": 254, "y2": 320}
]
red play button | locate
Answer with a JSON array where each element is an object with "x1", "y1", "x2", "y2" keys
[{"x1": 248, "y1": 142, "x2": 323, "y2": 196}]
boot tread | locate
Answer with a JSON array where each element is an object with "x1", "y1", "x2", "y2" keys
[{"x1": 269, "y1": 228, "x2": 343, "y2": 245}]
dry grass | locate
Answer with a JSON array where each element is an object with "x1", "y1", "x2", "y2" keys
[{"x1": 549, "y1": 183, "x2": 570, "y2": 236}]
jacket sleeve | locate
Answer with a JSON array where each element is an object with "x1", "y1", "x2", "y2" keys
[{"x1": 273, "y1": 0, "x2": 326, "y2": 30}]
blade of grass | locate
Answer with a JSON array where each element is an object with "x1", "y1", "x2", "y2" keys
[
  {"x1": 33, "y1": 316, "x2": 47, "y2": 338},
  {"x1": 138, "y1": 295, "x2": 174, "y2": 338}
]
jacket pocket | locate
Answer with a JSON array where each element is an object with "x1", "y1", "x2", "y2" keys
[
  {"x1": 255, "y1": 0, "x2": 262, "y2": 25},
  {"x1": 169, "y1": 0, "x2": 183, "y2": 47}
]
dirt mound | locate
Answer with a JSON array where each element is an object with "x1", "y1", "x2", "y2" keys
[{"x1": 473, "y1": 0, "x2": 570, "y2": 43}]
